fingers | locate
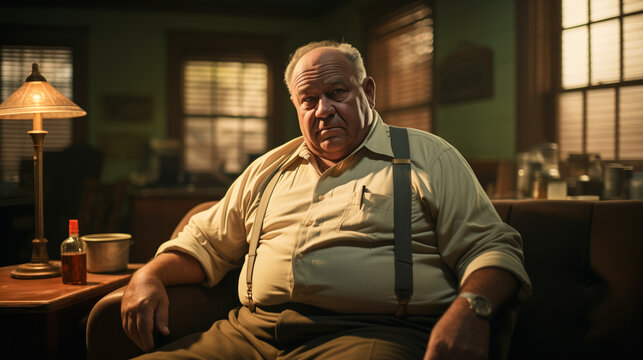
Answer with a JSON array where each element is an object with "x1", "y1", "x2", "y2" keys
[
  {"x1": 122, "y1": 299, "x2": 156, "y2": 352},
  {"x1": 137, "y1": 305, "x2": 156, "y2": 351},
  {"x1": 121, "y1": 277, "x2": 168, "y2": 352},
  {"x1": 122, "y1": 301, "x2": 142, "y2": 351},
  {"x1": 121, "y1": 298, "x2": 151, "y2": 351},
  {"x1": 155, "y1": 291, "x2": 170, "y2": 336}
]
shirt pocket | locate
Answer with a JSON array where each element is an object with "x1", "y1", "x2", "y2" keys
[{"x1": 337, "y1": 188, "x2": 395, "y2": 235}]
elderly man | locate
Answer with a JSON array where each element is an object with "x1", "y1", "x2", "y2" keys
[{"x1": 122, "y1": 40, "x2": 531, "y2": 360}]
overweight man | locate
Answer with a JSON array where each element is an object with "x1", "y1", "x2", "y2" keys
[{"x1": 122, "y1": 40, "x2": 531, "y2": 360}]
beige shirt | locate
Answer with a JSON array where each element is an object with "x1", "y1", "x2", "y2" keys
[{"x1": 158, "y1": 112, "x2": 531, "y2": 315}]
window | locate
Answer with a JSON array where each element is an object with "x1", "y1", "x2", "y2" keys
[
  {"x1": 366, "y1": 1, "x2": 434, "y2": 132},
  {"x1": 168, "y1": 32, "x2": 284, "y2": 178},
  {"x1": 0, "y1": 25, "x2": 88, "y2": 184},
  {"x1": 0, "y1": 46, "x2": 75, "y2": 183},
  {"x1": 183, "y1": 60, "x2": 268, "y2": 174},
  {"x1": 558, "y1": 0, "x2": 643, "y2": 161}
]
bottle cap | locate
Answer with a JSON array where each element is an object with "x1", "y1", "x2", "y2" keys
[{"x1": 69, "y1": 219, "x2": 79, "y2": 235}]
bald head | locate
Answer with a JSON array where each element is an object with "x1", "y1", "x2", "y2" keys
[
  {"x1": 291, "y1": 47, "x2": 360, "y2": 99},
  {"x1": 284, "y1": 40, "x2": 366, "y2": 95}
]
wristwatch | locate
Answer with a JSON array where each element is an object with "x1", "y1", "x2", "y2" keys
[{"x1": 458, "y1": 292, "x2": 492, "y2": 319}]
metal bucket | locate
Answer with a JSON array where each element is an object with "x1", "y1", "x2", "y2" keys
[{"x1": 81, "y1": 233, "x2": 133, "y2": 273}]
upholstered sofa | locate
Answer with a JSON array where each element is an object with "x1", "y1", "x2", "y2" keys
[{"x1": 86, "y1": 199, "x2": 642, "y2": 359}]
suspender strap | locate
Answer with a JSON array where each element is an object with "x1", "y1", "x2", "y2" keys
[
  {"x1": 246, "y1": 165, "x2": 284, "y2": 312},
  {"x1": 390, "y1": 126, "x2": 413, "y2": 318}
]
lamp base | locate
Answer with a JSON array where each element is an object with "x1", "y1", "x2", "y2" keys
[{"x1": 10, "y1": 262, "x2": 61, "y2": 279}]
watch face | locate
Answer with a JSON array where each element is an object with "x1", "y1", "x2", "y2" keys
[{"x1": 471, "y1": 296, "x2": 492, "y2": 318}]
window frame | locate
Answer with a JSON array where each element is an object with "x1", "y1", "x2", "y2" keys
[
  {"x1": 516, "y1": 0, "x2": 561, "y2": 153},
  {"x1": 517, "y1": 0, "x2": 643, "y2": 169},
  {"x1": 167, "y1": 31, "x2": 285, "y2": 175}
]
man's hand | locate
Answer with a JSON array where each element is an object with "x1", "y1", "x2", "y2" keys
[
  {"x1": 121, "y1": 270, "x2": 170, "y2": 352},
  {"x1": 424, "y1": 267, "x2": 519, "y2": 360},
  {"x1": 120, "y1": 251, "x2": 206, "y2": 352},
  {"x1": 424, "y1": 297, "x2": 490, "y2": 360}
]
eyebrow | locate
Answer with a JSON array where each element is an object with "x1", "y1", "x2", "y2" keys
[
  {"x1": 325, "y1": 77, "x2": 349, "y2": 87},
  {"x1": 296, "y1": 87, "x2": 313, "y2": 98},
  {"x1": 296, "y1": 77, "x2": 350, "y2": 97}
]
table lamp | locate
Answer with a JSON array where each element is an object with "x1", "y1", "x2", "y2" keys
[{"x1": 0, "y1": 63, "x2": 86, "y2": 279}]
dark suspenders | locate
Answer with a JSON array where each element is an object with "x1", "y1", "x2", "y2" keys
[
  {"x1": 390, "y1": 126, "x2": 413, "y2": 317},
  {"x1": 246, "y1": 126, "x2": 413, "y2": 316},
  {"x1": 245, "y1": 164, "x2": 285, "y2": 312}
]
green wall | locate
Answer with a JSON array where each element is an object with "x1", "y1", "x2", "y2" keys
[
  {"x1": 1, "y1": 0, "x2": 518, "y2": 182},
  {"x1": 434, "y1": 0, "x2": 516, "y2": 160}
]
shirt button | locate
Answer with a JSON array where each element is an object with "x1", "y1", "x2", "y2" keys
[{"x1": 318, "y1": 195, "x2": 325, "y2": 201}]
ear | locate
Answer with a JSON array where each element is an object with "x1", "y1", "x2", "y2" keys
[{"x1": 362, "y1": 77, "x2": 376, "y2": 108}]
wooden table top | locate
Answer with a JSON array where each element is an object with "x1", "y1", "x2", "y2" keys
[{"x1": 0, "y1": 262, "x2": 142, "y2": 313}]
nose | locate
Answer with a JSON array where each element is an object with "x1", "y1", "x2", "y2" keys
[{"x1": 315, "y1": 95, "x2": 335, "y2": 119}]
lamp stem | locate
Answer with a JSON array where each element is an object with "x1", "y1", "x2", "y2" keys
[
  {"x1": 31, "y1": 130, "x2": 46, "y2": 251},
  {"x1": 33, "y1": 112, "x2": 43, "y2": 131},
  {"x1": 10, "y1": 128, "x2": 61, "y2": 278}
]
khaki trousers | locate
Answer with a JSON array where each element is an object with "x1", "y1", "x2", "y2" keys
[{"x1": 134, "y1": 304, "x2": 436, "y2": 359}]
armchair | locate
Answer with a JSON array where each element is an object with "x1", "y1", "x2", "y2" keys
[{"x1": 86, "y1": 199, "x2": 643, "y2": 360}]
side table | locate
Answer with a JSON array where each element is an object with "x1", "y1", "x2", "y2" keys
[{"x1": 0, "y1": 262, "x2": 142, "y2": 359}]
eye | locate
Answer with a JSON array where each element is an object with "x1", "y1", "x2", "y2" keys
[
  {"x1": 300, "y1": 96, "x2": 317, "y2": 109},
  {"x1": 329, "y1": 88, "x2": 348, "y2": 100}
]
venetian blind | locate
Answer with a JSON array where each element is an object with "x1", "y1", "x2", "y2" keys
[
  {"x1": 367, "y1": 2, "x2": 433, "y2": 131},
  {"x1": 183, "y1": 60, "x2": 267, "y2": 174},
  {"x1": 558, "y1": 0, "x2": 643, "y2": 161},
  {"x1": 0, "y1": 46, "x2": 74, "y2": 183}
]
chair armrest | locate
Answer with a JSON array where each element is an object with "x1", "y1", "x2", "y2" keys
[
  {"x1": 86, "y1": 286, "x2": 142, "y2": 360},
  {"x1": 86, "y1": 270, "x2": 240, "y2": 360}
]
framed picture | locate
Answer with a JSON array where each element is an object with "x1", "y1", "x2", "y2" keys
[{"x1": 437, "y1": 45, "x2": 493, "y2": 104}]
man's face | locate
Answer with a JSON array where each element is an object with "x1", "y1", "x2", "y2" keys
[{"x1": 290, "y1": 47, "x2": 375, "y2": 163}]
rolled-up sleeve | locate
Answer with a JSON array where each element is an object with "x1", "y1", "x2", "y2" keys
[
  {"x1": 156, "y1": 176, "x2": 250, "y2": 287},
  {"x1": 425, "y1": 146, "x2": 532, "y2": 301}
]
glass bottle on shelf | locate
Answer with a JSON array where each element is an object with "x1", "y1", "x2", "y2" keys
[
  {"x1": 60, "y1": 219, "x2": 87, "y2": 285},
  {"x1": 540, "y1": 143, "x2": 560, "y2": 180},
  {"x1": 588, "y1": 154, "x2": 603, "y2": 182}
]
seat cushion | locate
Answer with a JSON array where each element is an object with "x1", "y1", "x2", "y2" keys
[
  {"x1": 588, "y1": 200, "x2": 643, "y2": 356},
  {"x1": 507, "y1": 200, "x2": 597, "y2": 359}
]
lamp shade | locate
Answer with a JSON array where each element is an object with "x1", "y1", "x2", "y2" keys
[{"x1": 0, "y1": 63, "x2": 86, "y2": 120}]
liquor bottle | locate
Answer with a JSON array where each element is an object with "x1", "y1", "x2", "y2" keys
[{"x1": 60, "y1": 219, "x2": 87, "y2": 285}]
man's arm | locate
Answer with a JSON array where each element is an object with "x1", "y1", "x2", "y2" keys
[
  {"x1": 424, "y1": 267, "x2": 519, "y2": 360},
  {"x1": 121, "y1": 251, "x2": 206, "y2": 352}
]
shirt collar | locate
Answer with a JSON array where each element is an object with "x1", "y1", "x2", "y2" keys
[{"x1": 360, "y1": 110, "x2": 394, "y2": 158}]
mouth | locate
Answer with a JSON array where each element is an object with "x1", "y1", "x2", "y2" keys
[
  {"x1": 318, "y1": 125, "x2": 341, "y2": 132},
  {"x1": 317, "y1": 126, "x2": 344, "y2": 138}
]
